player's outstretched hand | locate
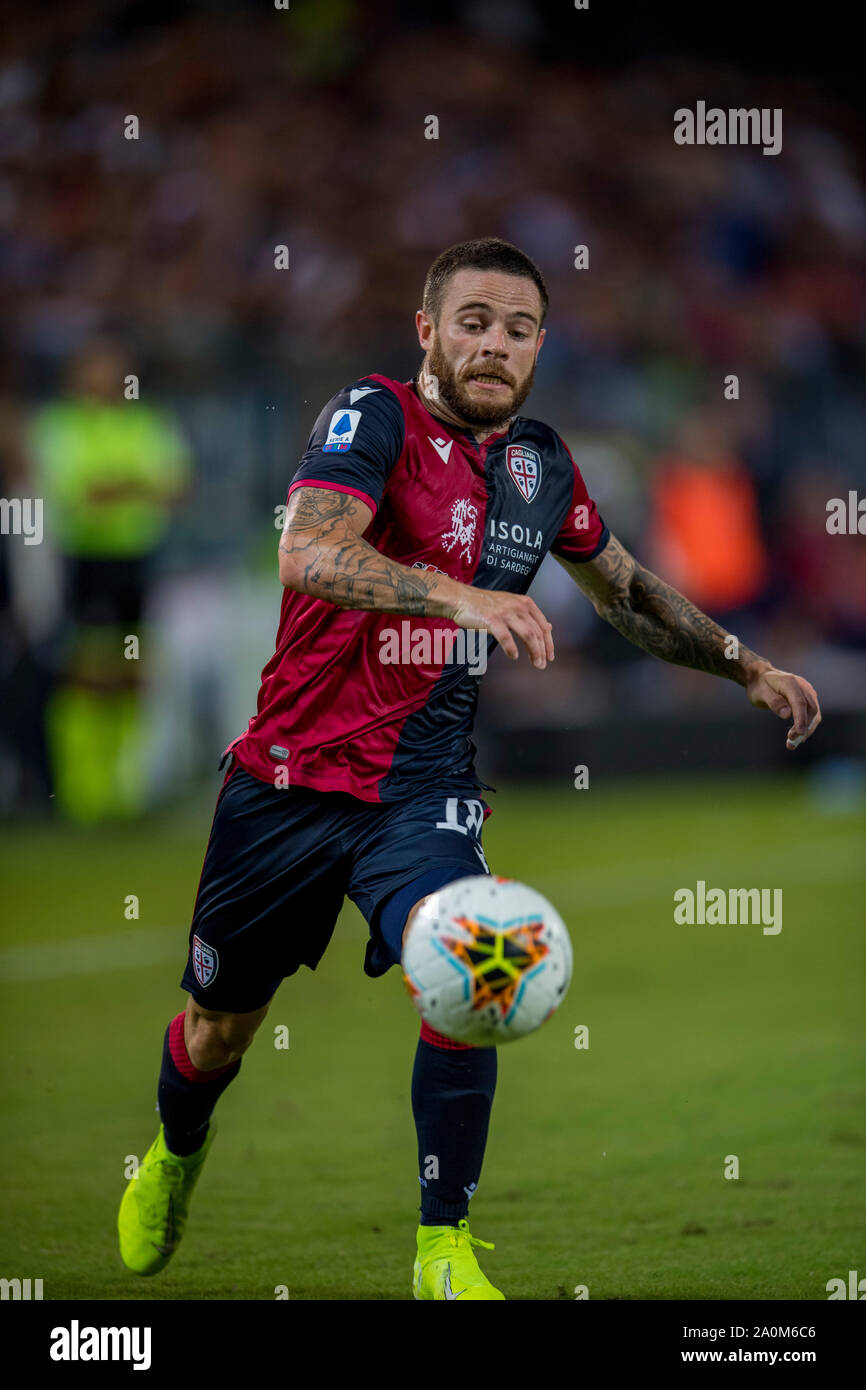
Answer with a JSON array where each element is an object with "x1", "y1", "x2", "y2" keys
[
  {"x1": 450, "y1": 588, "x2": 554, "y2": 669},
  {"x1": 745, "y1": 666, "x2": 822, "y2": 750}
]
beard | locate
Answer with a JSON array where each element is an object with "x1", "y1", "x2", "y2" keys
[{"x1": 424, "y1": 335, "x2": 536, "y2": 428}]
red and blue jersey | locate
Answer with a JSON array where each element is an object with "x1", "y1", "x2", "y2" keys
[{"x1": 226, "y1": 375, "x2": 609, "y2": 801}]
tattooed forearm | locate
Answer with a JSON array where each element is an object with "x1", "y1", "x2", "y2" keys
[
  {"x1": 560, "y1": 534, "x2": 769, "y2": 684},
  {"x1": 278, "y1": 487, "x2": 458, "y2": 617},
  {"x1": 606, "y1": 568, "x2": 765, "y2": 681}
]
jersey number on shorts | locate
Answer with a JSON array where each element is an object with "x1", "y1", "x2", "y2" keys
[{"x1": 435, "y1": 798, "x2": 489, "y2": 871}]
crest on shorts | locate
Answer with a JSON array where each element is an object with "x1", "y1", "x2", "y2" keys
[
  {"x1": 506, "y1": 444, "x2": 541, "y2": 503},
  {"x1": 192, "y1": 935, "x2": 219, "y2": 988}
]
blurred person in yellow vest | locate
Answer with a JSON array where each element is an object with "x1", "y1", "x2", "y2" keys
[
  {"x1": 648, "y1": 407, "x2": 768, "y2": 617},
  {"x1": 29, "y1": 337, "x2": 192, "y2": 821}
]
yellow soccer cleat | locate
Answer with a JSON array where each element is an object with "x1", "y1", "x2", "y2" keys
[
  {"x1": 118, "y1": 1123, "x2": 214, "y2": 1275},
  {"x1": 413, "y1": 1218, "x2": 505, "y2": 1300}
]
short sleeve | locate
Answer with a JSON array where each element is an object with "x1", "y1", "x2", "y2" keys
[
  {"x1": 550, "y1": 437, "x2": 609, "y2": 563},
  {"x1": 288, "y1": 379, "x2": 405, "y2": 516}
]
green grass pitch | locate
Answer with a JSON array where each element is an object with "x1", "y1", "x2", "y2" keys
[{"x1": 1, "y1": 773, "x2": 864, "y2": 1300}]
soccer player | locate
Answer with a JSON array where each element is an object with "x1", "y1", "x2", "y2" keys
[{"x1": 118, "y1": 238, "x2": 821, "y2": 1299}]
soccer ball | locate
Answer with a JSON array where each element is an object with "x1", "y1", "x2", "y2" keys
[{"x1": 401, "y1": 875, "x2": 573, "y2": 1046}]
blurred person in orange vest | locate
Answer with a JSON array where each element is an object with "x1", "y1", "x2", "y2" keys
[{"x1": 649, "y1": 406, "x2": 768, "y2": 620}]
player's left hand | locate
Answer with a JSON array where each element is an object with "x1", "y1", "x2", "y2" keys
[{"x1": 745, "y1": 666, "x2": 822, "y2": 750}]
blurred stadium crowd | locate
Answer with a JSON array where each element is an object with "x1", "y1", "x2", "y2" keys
[{"x1": 1, "y1": 0, "x2": 865, "y2": 816}]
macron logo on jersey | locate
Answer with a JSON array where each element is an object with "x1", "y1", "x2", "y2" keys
[
  {"x1": 324, "y1": 408, "x2": 362, "y2": 452},
  {"x1": 428, "y1": 435, "x2": 454, "y2": 465}
]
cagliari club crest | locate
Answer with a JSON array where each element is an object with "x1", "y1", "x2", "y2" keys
[
  {"x1": 506, "y1": 444, "x2": 542, "y2": 503},
  {"x1": 192, "y1": 934, "x2": 219, "y2": 988}
]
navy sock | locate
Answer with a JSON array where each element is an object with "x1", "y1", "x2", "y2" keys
[
  {"x1": 157, "y1": 1012, "x2": 240, "y2": 1156},
  {"x1": 411, "y1": 1022, "x2": 497, "y2": 1226}
]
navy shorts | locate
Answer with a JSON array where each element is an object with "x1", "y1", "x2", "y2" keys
[{"x1": 180, "y1": 759, "x2": 492, "y2": 1012}]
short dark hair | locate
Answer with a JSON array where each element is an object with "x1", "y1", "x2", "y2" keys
[{"x1": 422, "y1": 238, "x2": 549, "y2": 326}]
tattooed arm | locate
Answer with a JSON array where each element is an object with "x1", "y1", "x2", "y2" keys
[
  {"x1": 279, "y1": 486, "x2": 445, "y2": 615},
  {"x1": 278, "y1": 486, "x2": 555, "y2": 667},
  {"x1": 558, "y1": 533, "x2": 822, "y2": 749}
]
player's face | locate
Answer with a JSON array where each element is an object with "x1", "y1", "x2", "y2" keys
[{"x1": 417, "y1": 270, "x2": 545, "y2": 427}]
